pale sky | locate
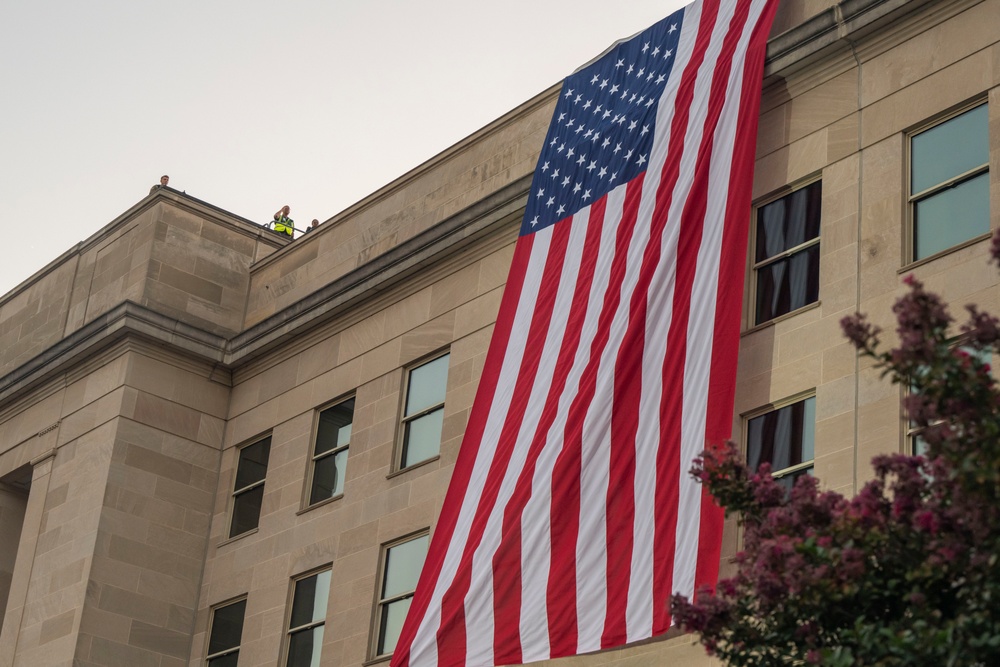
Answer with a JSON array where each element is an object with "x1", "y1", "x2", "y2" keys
[{"x1": 0, "y1": 1, "x2": 687, "y2": 296}]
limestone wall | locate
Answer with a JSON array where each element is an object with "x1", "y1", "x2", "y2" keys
[
  {"x1": 737, "y1": 0, "x2": 1000, "y2": 502},
  {"x1": 241, "y1": 96, "x2": 554, "y2": 329},
  {"x1": 0, "y1": 482, "x2": 28, "y2": 635},
  {"x1": 0, "y1": 192, "x2": 283, "y2": 379}
]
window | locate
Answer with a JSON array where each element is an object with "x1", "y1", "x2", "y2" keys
[
  {"x1": 206, "y1": 598, "x2": 246, "y2": 667},
  {"x1": 908, "y1": 345, "x2": 991, "y2": 456},
  {"x1": 373, "y1": 533, "x2": 429, "y2": 658},
  {"x1": 752, "y1": 181, "x2": 822, "y2": 325},
  {"x1": 285, "y1": 569, "x2": 331, "y2": 667},
  {"x1": 399, "y1": 353, "x2": 450, "y2": 469},
  {"x1": 229, "y1": 437, "x2": 271, "y2": 539},
  {"x1": 308, "y1": 399, "x2": 354, "y2": 506},
  {"x1": 910, "y1": 103, "x2": 989, "y2": 261},
  {"x1": 746, "y1": 396, "x2": 815, "y2": 491}
]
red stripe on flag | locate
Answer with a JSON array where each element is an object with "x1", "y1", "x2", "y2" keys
[
  {"x1": 544, "y1": 197, "x2": 612, "y2": 659},
  {"x1": 655, "y1": 0, "x2": 758, "y2": 633},
  {"x1": 392, "y1": 233, "x2": 536, "y2": 667},
  {"x1": 694, "y1": 0, "x2": 780, "y2": 597},
  {"x1": 489, "y1": 217, "x2": 576, "y2": 664},
  {"x1": 645, "y1": 0, "x2": 722, "y2": 634},
  {"x1": 547, "y1": 176, "x2": 646, "y2": 654},
  {"x1": 437, "y1": 223, "x2": 572, "y2": 667},
  {"x1": 601, "y1": 179, "x2": 652, "y2": 647}
]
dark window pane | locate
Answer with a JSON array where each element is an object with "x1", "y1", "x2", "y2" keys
[
  {"x1": 287, "y1": 625, "x2": 324, "y2": 667},
  {"x1": 755, "y1": 244, "x2": 820, "y2": 323},
  {"x1": 315, "y1": 400, "x2": 354, "y2": 456},
  {"x1": 290, "y1": 570, "x2": 331, "y2": 629},
  {"x1": 208, "y1": 653, "x2": 240, "y2": 667},
  {"x1": 235, "y1": 438, "x2": 271, "y2": 490},
  {"x1": 913, "y1": 172, "x2": 990, "y2": 260},
  {"x1": 755, "y1": 182, "x2": 822, "y2": 262},
  {"x1": 402, "y1": 409, "x2": 444, "y2": 467},
  {"x1": 747, "y1": 397, "x2": 815, "y2": 474},
  {"x1": 309, "y1": 448, "x2": 348, "y2": 505},
  {"x1": 383, "y1": 535, "x2": 429, "y2": 599},
  {"x1": 378, "y1": 597, "x2": 412, "y2": 656},
  {"x1": 405, "y1": 355, "x2": 450, "y2": 416},
  {"x1": 209, "y1": 599, "x2": 246, "y2": 655},
  {"x1": 230, "y1": 484, "x2": 264, "y2": 538},
  {"x1": 911, "y1": 105, "x2": 988, "y2": 194}
]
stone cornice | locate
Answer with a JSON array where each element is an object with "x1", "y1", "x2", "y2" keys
[
  {"x1": 227, "y1": 173, "x2": 530, "y2": 366},
  {"x1": 0, "y1": 300, "x2": 229, "y2": 407},
  {"x1": 0, "y1": 174, "x2": 531, "y2": 408},
  {"x1": 763, "y1": 0, "x2": 939, "y2": 78}
]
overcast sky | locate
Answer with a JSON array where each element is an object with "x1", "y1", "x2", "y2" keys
[{"x1": 0, "y1": 1, "x2": 689, "y2": 296}]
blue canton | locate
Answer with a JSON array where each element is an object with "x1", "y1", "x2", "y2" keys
[{"x1": 521, "y1": 8, "x2": 685, "y2": 236}]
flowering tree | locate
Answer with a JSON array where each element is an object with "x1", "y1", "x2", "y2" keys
[{"x1": 670, "y1": 235, "x2": 1000, "y2": 666}]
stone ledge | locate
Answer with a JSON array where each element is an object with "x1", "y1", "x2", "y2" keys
[
  {"x1": 0, "y1": 175, "x2": 531, "y2": 410},
  {"x1": 225, "y1": 173, "x2": 531, "y2": 367},
  {"x1": 764, "y1": 0, "x2": 940, "y2": 78},
  {"x1": 0, "y1": 301, "x2": 228, "y2": 407}
]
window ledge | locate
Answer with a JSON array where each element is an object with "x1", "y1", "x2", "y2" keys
[
  {"x1": 387, "y1": 455, "x2": 441, "y2": 480},
  {"x1": 899, "y1": 231, "x2": 992, "y2": 273},
  {"x1": 297, "y1": 493, "x2": 344, "y2": 516},
  {"x1": 217, "y1": 527, "x2": 258, "y2": 549},
  {"x1": 741, "y1": 301, "x2": 821, "y2": 337},
  {"x1": 363, "y1": 655, "x2": 392, "y2": 667}
]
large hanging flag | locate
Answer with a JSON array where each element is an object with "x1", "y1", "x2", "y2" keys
[{"x1": 392, "y1": 0, "x2": 779, "y2": 665}]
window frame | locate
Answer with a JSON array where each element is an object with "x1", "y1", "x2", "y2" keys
[
  {"x1": 905, "y1": 99, "x2": 991, "y2": 265},
  {"x1": 369, "y1": 529, "x2": 430, "y2": 661},
  {"x1": 905, "y1": 341, "x2": 993, "y2": 456},
  {"x1": 205, "y1": 595, "x2": 247, "y2": 666},
  {"x1": 743, "y1": 391, "x2": 817, "y2": 486},
  {"x1": 228, "y1": 435, "x2": 272, "y2": 540},
  {"x1": 395, "y1": 350, "x2": 451, "y2": 472},
  {"x1": 749, "y1": 177, "x2": 823, "y2": 327},
  {"x1": 281, "y1": 566, "x2": 332, "y2": 667},
  {"x1": 303, "y1": 395, "x2": 356, "y2": 510}
]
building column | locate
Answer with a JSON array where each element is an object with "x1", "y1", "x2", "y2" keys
[
  {"x1": 0, "y1": 450, "x2": 56, "y2": 664},
  {"x1": 0, "y1": 480, "x2": 29, "y2": 634}
]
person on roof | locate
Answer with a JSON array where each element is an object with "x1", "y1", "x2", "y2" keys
[{"x1": 272, "y1": 205, "x2": 294, "y2": 237}]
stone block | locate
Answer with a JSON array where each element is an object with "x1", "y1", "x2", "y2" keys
[{"x1": 127, "y1": 619, "x2": 190, "y2": 659}]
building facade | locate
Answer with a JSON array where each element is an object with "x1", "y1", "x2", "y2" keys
[{"x1": 0, "y1": 0, "x2": 997, "y2": 664}]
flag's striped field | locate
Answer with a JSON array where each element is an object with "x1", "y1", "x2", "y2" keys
[{"x1": 392, "y1": 1, "x2": 779, "y2": 665}]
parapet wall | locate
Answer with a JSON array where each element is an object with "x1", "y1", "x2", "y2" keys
[{"x1": 0, "y1": 191, "x2": 285, "y2": 378}]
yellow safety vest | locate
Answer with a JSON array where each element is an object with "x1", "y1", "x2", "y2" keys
[{"x1": 273, "y1": 216, "x2": 294, "y2": 237}]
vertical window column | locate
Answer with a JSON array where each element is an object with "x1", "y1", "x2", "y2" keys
[
  {"x1": 308, "y1": 399, "x2": 354, "y2": 506},
  {"x1": 373, "y1": 534, "x2": 429, "y2": 658},
  {"x1": 399, "y1": 354, "x2": 450, "y2": 469},
  {"x1": 286, "y1": 569, "x2": 331, "y2": 667},
  {"x1": 229, "y1": 437, "x2": 271, "y2": 539},
  {"x1": 206, "y1": 598, "x2": 246, "y2": 667},
  {"x1": 910, "y1": 104, "x2": 989, "y2": 261},
  {"x1": 752, "y1": 181, "x2": 822, "y2": 325},
  {"x1": 746, "y1": 396, "x2": 816, "y2": 491}
]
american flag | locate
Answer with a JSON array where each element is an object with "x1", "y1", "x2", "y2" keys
[{"x1": 392, "y1": 0, "x2": 779, "y2": 665}]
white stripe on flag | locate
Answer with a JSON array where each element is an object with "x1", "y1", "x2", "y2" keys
[
  {"x1": 408, "y1": 230, "x2": 554, "y2": 666},
  {"x1": 573, "y1": 183, "x2": 628, "y2": 655},
  {"x1": 463, "y1": 215, "x2": 586, "y2": 665},
  {"x1": 624, "y1": 1, "x2": 703, "y2": 638},
  {"x1": 673, "y1": 0, "x2": 772, "y2": 601},
  {"x1": 515, "y1": 208, "x2": 594, "y2": 663}
]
